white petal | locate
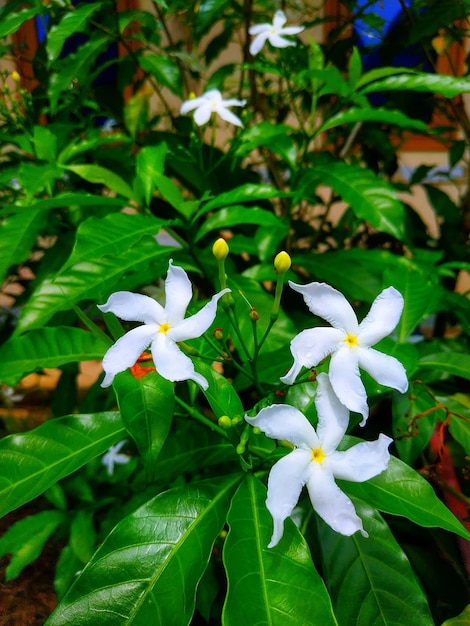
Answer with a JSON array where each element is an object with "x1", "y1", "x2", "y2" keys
[
  {"x1": 100, "y1": 325, "x2": 157, "y2": 387},
  {"x1": 222, "y1": 98, "x2": 247, "y2": 107},
  {"x1": 268, "y1": 34, "x2": 296, "y2": 48},
  {"x1": 245, "y1": 404, "x2": 318, "y2": 449},
  {"x1": 328, "y1": 434, "x2": 392, "y2": 482},
  {"x1": 202, "y1": 89, "x2": 222, "y2": 102},
  {"x1": 151, "y1": 333, "x2": 208, "y2": 388},
  {"x1": 216, "y1": 106, "x2": 244, "y2": 127},
  {"x1": 289, "y1": 281, "x2": 359, "y2": 333},
  {"x1": 280, "y1": 327, "x2": 345, "y2": 384},
  {"x1": 249, "y1": 23, "x2": 270, "y2": 35},
  {"x1": 280, "y1": 26, "x2": 304, "y2": 35},
  {"x1": 273, "y1": 10, "x2": 287, "y2": 29},
  {"x1": 265, "y1": 449, "x2": 312, "y2": 547},
  {"x1": 169, "y1": 288, "x2": 230, "y2": 342},
  {"x1": 164, "y1": 261, "x2": 193, "y2": 325},
  {"x1": 180, "y1": 97, "x2": 207, "y2": 114},
  {"x1": 329, "y1": 347, "x2": 368, "y2": 424},
  {"x1": 250, "y1": 32, "x2": 270, "y2": 56},
  {"x1": 357, "y1": 347, "x2": 408, "y2": 393},
  {"x1": 358, "y1": 287, "x2": 404, "y2": 346},
  {"x1": 98, "y1": 291, "x2": 165, "y2": 325},
  {"x1": 193, "y1": 104, "x2": 213, "y2": 126},
  {"x1": 315, "y1": 373, "x2": 349, "y2": 454},
  {"x1": 306, "y1": 464, "x2": 366, "y2": 536}
]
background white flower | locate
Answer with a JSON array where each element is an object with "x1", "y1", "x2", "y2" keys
[
  {"x1": 102, "y1": 440, "x2": 130, "y2": 476},
  {"x1": 246, "y1": 373, "x2": 392, "y2": 547},
  {"x1": 281, "y1": 283, "x2": 408, "y2": 425},
  {"x1": 180, "y1": 89, "x2": 246, "y2": 127},
  {"x1": 98, "y1": 260, "x2": 230, "y2": 389},
  {"x1": 249, "y1": 10, "x2": 304, "y2": 56}
]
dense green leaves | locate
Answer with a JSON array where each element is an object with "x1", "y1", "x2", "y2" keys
[
  {"x1": 47, "y1": 476, "x2": 241, "y2": 625},
  {"x1": 0, "y1": 412, "x2": 126, "y2": 517},
  {"x1": 223, "y1": 475, "x2": 338, "y2": 626},
  {"x1": 0, "y1": 211, "x2": 47, "y2": 285}
]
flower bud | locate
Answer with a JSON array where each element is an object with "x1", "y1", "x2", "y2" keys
[
  {"x1": 218, "y1": 415, "x2": 232, "y2": 430},
  {"x1": 11, "y1": 71, "x2": 20, "y2": 83},
  {"x1": 274, "y1": 251, "x2": 291, "y2": 274},
  {"x1": 212, "y1": 327, "x2": 224, "y2": 341},
  {"x1": 213, "y1": 238, "x2": 229, "y2": 261},
  {"x1": 249, "y1": 308, "x2": 259, "y2": 321}
]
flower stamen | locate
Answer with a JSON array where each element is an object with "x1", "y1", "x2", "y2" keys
[
  {"x1": 345, "y1": 333, "x2": 359, "y2": 347},
  {"x1": 159, "y1": 322, "x2": 171, "y2": 334},
  {"x1": 311, "y1": 447, "x2": 325, "y2": 464}
]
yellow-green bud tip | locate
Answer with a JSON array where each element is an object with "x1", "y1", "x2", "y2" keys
[
  {"x1": 274, "y1": 251, "x2": 291, "y2": 274},
  {"x1": 11, "y1": 71, "x2": 21, "y2": 83},
  {"x1": 213, "y1": 238, "x2": 229, "y2": 261},
  {"x1": 218, "y1": 415, "x2": 232, "y2": 430}
]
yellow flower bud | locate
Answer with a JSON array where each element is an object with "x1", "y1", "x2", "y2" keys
[
  {"x1": 274, "y1": 251, "x2": 291, "y2": 274},
  {"x1": 213, "y1": 238, "x2": 229, "y2": 261},
  {"x1": 11, "y1": 71, "x2": 21, "y2": 83},
  {"x1": 218, "y1": 415, "x2": 232, "y2": 430}
]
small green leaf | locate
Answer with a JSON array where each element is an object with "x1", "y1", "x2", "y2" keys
[
  {"x1": 113, "y1": 371, "x2": 175, "y2": 480},
  {"x1": 198, "y1": 363, "x2": 244, "y2": 420},
  {"x1": 316, "y1": 107, "x2": 429, "y2": 135},
  {"x1": 195, "y1": 206, "x2": 285, "y2": 241},
  {"x1": 3, "y1": 193, "x2": 127, "y2": 215},
  {"x1": 222, "y1": 475, "x2": 338, "y2": 626},
  {"x1": 317, "y1": 499, "x2": 434, "y2": 626},
  {"x1": 443, "y1": 394, "x2": 470, "y2": 457},
  {"x1": 65, "y1": 164, "x2": 136, "y2": 200},
  {"x1": 0, "y1": 326, "x2": 111, "y2": 387},
  {"x1": 0, "y1": 412, "x2": 126, "y2": 517},
  {"x1": 418, "y1": 353, "x2": 470, "y2": 381},
  {"x1": 139, "y1": 54, "x2": 183, "y2": 97},
  {"x1": 33, "y1": 125, "x2": 58, "y2": 162},
  {"x1": 442, "y1": 604, "x2": 470, "y2": 625},
  {"x1": 47, "y1": 3, "x2": 101, "y2": 62},
  {"x1": 70, "y1": 510, "x2": 97, "y2": 564},
  {"x1": 360, "y1": 72, "x2": 470, "y2": 97},
  {"x1": 0, "y1": 211, "x2": 47, "y2": 286},
  {"x1": 202, "y1": 184, "x2": 289, "y2": 212},
  {"x1": 0, "y1": 6, "x2": 42, "y2": 38},
  {"x1": 47, "y1": 475, "x2": 241, "y2": 625},
  {"x1": 0, "y1": 510, "x2": 65, "y2": 581}
]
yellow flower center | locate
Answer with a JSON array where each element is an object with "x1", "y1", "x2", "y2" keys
[
  {"x1": 159, "y1": 322, "x2": 171, "y2": 334},
  {"x1": 345, "y1": 333, "x2": 359, "y2": 348},
  {"x1": 311, "y1": 447, "x2": 325, "y2": 464}
]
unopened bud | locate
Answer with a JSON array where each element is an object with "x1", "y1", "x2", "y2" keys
[
  {"x1": 11, "y1": 71, "x2": 20, "y2": 83},
  {"x1": 213, "y1": 238, "x2": 229, "y2": 261},
  {"x1": 218, "y1": 415, "x2": 232, "y2": 430},
  {"x1": 212, "y1": 327, "x2": 224, "y2": 341},
  {"x1": 274, "y1": 251, "x2": 291, "y2": 274},
  {"x1": 249, "y1": 308, "x2": 259, "y2": 321}
]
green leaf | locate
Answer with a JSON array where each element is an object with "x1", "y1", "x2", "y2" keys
[
  {"x1": 135, "y1": 143, "x2": 185, "y2": 211},
  {"x1": 342, "y1": 453, "x2": 470, "y2": 541},
  {"x1": 47, "y1": 475, "x2": 241, "y2": 625},
  {"x1": 0, "y1": 7, "x2": 42, "y2": 38},
  {"x1": 202, "y1": 184, "x2": 289, "y2": 212},
  {"x1": 195, "y1": 206, "x2": 286, "y2": 242},
  {"x1": 222, "y1": 475, "x2": 338, "y2": 626},
  {"x1": 70, "y1": 510, "x2": 96, "y2": 563},
  {"x1": 193, "y1": 0, "x2": 230, "y2": 38},
  {"x1": 442, "y1": 604, "x2": 470, "y2": 625},
  {"x1": 0, "y1": 326, "x2": 110, "y2": 387},
  {"x1": 418, "y1": 353, "x2": 470, "y2": 381},
  {"x1": 302, "y1": 160, "x2": 405, "y2": 240},
  {"x1": 33, "y1": 125, "x2": 58, "y2": 162},
  {"x1": 442, "y1": 394, "x2": 470, "y2": 457},
  {"x1": 236, "y1": 122, "x2": 297, "y2": 168},
  {"x1": 317, "y1": 500, "x2": 433, "y2": 626},
  {"x1": 198, "y1": 362, "x2": 244, "y2": 421},
  {"x1": 139, "y1": 54, "x2": 183, "y2": 97},
  {"x1": 47, "y1": 3, "x2": 101, "y2": 63},
  {"x1": 359, "y1": 73, "x2": 470, "y2": 98},
  {"x1": 316, "y1": 107, "x2": 429, "y2": 134},
  {"x1": 65, "y1": 164, "x2": 136, "y2": 200},
  {"x1": 0, "y1": 510, "x2": 66, "y2": 581},
  {"x1": 113, "y1": 371, "x2": 175, "y2": 480},
  {"x1": 3, "y1": 193, "x2": 127, "y2": 215},
  {"x1": 0, "y1": 412, "x2": 126, "y2": 517},
  {"x1": 0, "y1": 211, "x2": 47, "y2": 285}
]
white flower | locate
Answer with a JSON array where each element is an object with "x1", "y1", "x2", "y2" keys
[
  {"x1": 281, "y1": 283, "x2": 408, "y2": 425},
  {"x1": 246, "y1": 373, "x2": 392, "y2": 547},
  {"x1": 98, "y1": 260, "x2": 230, "y2": 389},
  {"x1": 249, "y1": 10, "x2": 304, "y2": 56},
  {"x1": 102, "y1": 440, "x2": 130, "y2": 476},
  {"x1": 180, "y1": 89, "x2": 247, "y2": 127}
]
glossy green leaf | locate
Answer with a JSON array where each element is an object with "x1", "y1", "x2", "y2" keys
[
  {"x1": 303, "y1": 160, "x2": 405, "y2": 239},
  {"x1": 113, "y1": 371, "x2": 175, "y2": 480},
  {"x1": 139, "y1": 54, "x2": 183, "y2": 97},
  {"x1": 222, "y1": 475, "x2": 338, "y2": 626},
  {"x1": 70, "y1": 510, "x2": 97, "y2": 564},
  {"x1": 202, "y1": 184, "x2": 289, "y2": 212},
  {"x1": 341, "y1": 453, "x2": 470, "y2": 541},
  {"x1": 236, "y1": 122, "x2": 297, "y2": 168},
  {"x1": 0, "y1": 7, "x2": 42, "y2": 38},
  {"x1": 443, "y1": 394, "x2": 470, "y2": 457},
  {"x1": 65, "y1": 164, "x2": 136, "y2": 201},
  {"x1": 136, "y1": 143, "x2": 168, "y2": 206},
  {"x1": 47, "y1": 3, "x2": 101, "y2": 62},
  {"x1": 359, "y1": 72, "x2": 470, "y2": 97},
  {"x1": 0, "y1": 210, "x2": 47, "y2": 285},
  {"x1": 0, "y1": 412, "x2": 126, "y2": 517},
  {"x1": 3, "y1": 193, "x2": 127, "y2": 215},
  {"x1": 317, "y1": 500, "x2": 433, "y2": 626},
  {"x1": 47, "y1": 475, "x2": 241, "y2": 625},
  {"x1": 0, "y1": 510, "x2": 66, "y2": 581},
  {"x1": 0, "y1": 326, "x2": 110, "y2": 387},
  {"x1": 442, "y1": 604, "x2": 470, "y2": 625},
  {"x1": 33, "y1": 125, "x2": 58, "y2": 162},
  {"x1": 418, "y1": 353, "x2": 470, "y2": 381},
  {"x1": 198, "y1": 362, "x2": 244, "y2": 420},
  {"x1": 317, "y1": 107, "x2": 429, "y2": 134},
  {"x1": 195, "y1": 205, "x2": 285, "y2": 242}
]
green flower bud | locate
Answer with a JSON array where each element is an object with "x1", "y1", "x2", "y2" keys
[{"x1": 218, "y1": 415, "x2": 232, "y2": 430}]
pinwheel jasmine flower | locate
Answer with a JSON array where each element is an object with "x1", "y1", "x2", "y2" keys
[
  {"x1": 246, "y1": 373, "x2": 392, "y2": 547},
  {"x1": 249, "y1": 10, "x2": 304, "y2": 56},
  {"x1": 281, "y1": 283, "x2": 408, "y2": 425},
  {"x1": 98, "y1": 260, "x2": 230, "y2": 389},
  {"x1": 180, "y1": 89, "x2": 246, "y2": 127},
  {"x1": 102, "y1": 440, "x2": 130, "y2": 476}
]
